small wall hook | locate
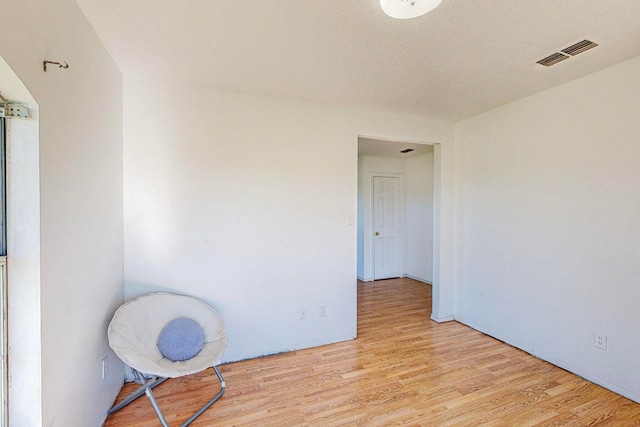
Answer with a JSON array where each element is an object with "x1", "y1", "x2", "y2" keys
[{"x1": 43, "y1": 61, "x2": 69, "y2": 72}]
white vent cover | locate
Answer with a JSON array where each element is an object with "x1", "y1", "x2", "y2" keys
[{"x1": 537, "y1": 40, "x2": 598, "y2": 67}]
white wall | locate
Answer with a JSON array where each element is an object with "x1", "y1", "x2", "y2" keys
[
  {"x1": 406, "y1": 153, "x2": 434, "y2": 283},
  {"x1": 455, "y1": 55, "x2": 640, "y2": 402},
  {"x1": 124, "y1": 80, "x2": 454, "y2": 361},
  {"x1": 0, "y1": 1, "x2": 124, "y2": 425},
  {"x1": 431, "y1": 142, "x2": 457, "y2": 322}
]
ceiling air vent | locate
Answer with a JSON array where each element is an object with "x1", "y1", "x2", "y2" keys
[
  {"x1": 537, "y1": 39, "x2": 598, "y2": 67},
  {"x1": 561, "y1": 39, "x2": 598, "y2": 56},
  {"x1": 536, "y1": 52, "x2": 570, "y2": 67},
  {"x1": 400, "y1": 148, "x2": 415, "y2": 154}
]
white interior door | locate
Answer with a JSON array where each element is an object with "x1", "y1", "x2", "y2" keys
[{"x1": 373, "y1": 176, "x2": 402, "y2": 280}]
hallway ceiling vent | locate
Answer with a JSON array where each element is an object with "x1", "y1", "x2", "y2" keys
[
  {"x1": 536, "y1": 40, "x2": 598, "y2": 67},
  {"x1": 400, "y1": 148, "x2": 415, "y2": 154}
]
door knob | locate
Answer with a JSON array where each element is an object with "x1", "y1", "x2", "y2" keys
[{"x1": 375, "y1": 231, "x2": 380, "y2": 236}]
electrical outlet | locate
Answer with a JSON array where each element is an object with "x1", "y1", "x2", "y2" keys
[
  {"x1": 102, "y1": 355, "x2": 108, "y2": 379},
  {"x1": 299, "y1": 307, "x2": 308, "y2": 320},
  {"x1": 319, "y1": 305, "x2": 326, "y2": 318},
  {"x1": 595, "y1": 333, "x2": 607, "y2": 351}
]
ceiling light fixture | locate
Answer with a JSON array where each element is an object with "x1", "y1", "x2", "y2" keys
[{"x1": 380, "y1": 0, "x2": 442, "y2": 19}]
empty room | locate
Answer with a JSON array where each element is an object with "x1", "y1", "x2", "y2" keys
[{"x1": 1, "y1": 0, "x2": 640, "y2": 425}]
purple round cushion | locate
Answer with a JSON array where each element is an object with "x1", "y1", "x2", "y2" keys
[{"x1": 157, "y1": 317, "x2": 205, "y2": 361}]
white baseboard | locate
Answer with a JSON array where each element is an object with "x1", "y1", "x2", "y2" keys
[
  {"x1": 454, "y1": 317, "x2": 640, "y2": 404},
  {"x1": 405, "y1": 274, "x2": 432, "y2": 285},
  {"x1": 358, "y1": 274, "x2": 432, "y2": 283},
  {"x1": 430, "y1": 314, "x2": 455, "y2": 323},
  {"x1": 541, "y1": 355, "x2": 640, "y2": 404}
]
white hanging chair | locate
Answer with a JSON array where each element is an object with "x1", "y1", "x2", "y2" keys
[{"x1": 107, "y1": 292, "x2": 227, "y2": 427}]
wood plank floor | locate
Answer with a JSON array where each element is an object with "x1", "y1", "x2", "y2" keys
[{"x1": 104, "y1": 278, "x2": 640, "y2": 426}]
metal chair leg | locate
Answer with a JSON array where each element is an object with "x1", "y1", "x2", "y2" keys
[
  {"x1": 145, "y1": 386, "x2": 170, "y2": 427},
  {"x1": 108, "y1": 375, "x2": 168, "y2": 415},
  {"x1": 180, "y1": 366, "x2": 226, "y2": 427},
  {"x1": 108, "y1": 366, "x2": 225, "y2": 427}
]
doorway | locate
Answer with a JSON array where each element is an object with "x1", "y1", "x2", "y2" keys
[{"x1": 357, "y1": 137, "x2": 435, "y2": 284}]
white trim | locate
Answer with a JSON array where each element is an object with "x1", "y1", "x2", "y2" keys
[
  {"x1": 541, "y1": 355, "x2": 640, "y2": 404},
  {"x1": 430, "y1": 314, "x2": 454, "y2": 323},
  {"x1": 455, "y1": 318, "x2": 640, "y2": 404},
  {"x1": 404, "y1": 274, "x2": 431, "y2": 285}
]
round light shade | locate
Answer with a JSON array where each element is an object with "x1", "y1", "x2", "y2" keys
[{"x1": 380, "y1": 0, "x2": 442, "y2": 19}]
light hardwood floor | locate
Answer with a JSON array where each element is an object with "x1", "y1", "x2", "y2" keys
[{"x1": 104, "y1": 278, "x2": 640, "y2": 426}]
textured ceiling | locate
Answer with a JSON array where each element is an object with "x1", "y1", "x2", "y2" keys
[{"x1": 75, "y1": 0, "x2": 640, "y2": 121}]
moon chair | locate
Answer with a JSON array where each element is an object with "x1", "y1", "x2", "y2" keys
[{"x1": 107, "y1": 292, "x2": 227, "y2": 427}]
